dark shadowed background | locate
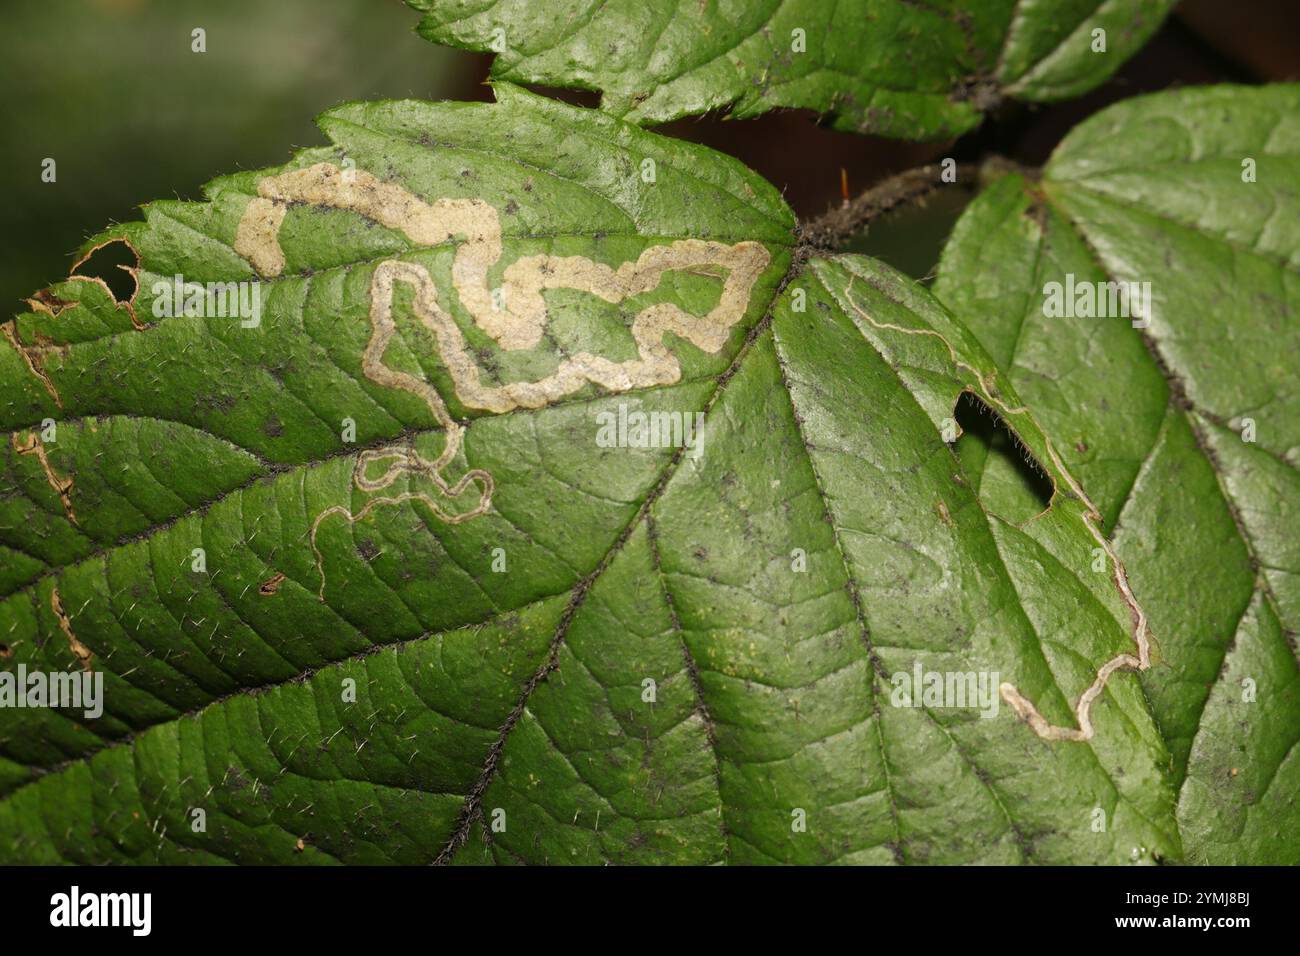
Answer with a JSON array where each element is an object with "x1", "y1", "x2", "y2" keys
[{"x1": 2, "y1": 0, "x2": 1297, "y2": 312}]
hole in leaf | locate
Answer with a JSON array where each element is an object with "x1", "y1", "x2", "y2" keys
[
  {"x1": 953, "y1": 391, "x2": 1053, "y2": 522},
  {"x1": 71, "y1": 239, "x2": 139, "y2": 304},
  {"x1": 519, "y1": 83, "x2": 602, "y2": 110}
]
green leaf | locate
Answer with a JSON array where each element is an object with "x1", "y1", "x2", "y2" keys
[
  {"x1": 404, "y1": 0, "x2": 1176, "y2": 138},
  {"x1": 2, "y1": 84, "x2": 1177, "y2": 864},
  {"x1": 934, "y1": 84, "x2": 1300, "y2": 864}
]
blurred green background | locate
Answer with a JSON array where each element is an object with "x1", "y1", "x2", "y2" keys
[
  {"x1": 2, "y1": 0, "x2": 1293, "y2": 312},
  {"x1": 0, "y1": 0, "x2": 480, "y2": 310}
]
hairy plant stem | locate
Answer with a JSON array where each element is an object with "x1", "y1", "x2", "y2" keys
[{"x1": 799, "y1": 156, "x2": 1034, "y2": 252}]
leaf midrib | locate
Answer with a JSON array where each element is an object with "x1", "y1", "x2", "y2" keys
[{"x1": 430, "y1": 261, "x2": 799, "y2": 863}]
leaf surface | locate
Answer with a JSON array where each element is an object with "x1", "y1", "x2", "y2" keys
[
  {"x1": 405, "y1": 0, "x2": 1176, "y2": 138},
  {"x1": 934, "y1": 84, "x2": 1300, "y2": 864},
  {"x1": 2, "y1": 85, "x2": 1176, "y2": 864}
]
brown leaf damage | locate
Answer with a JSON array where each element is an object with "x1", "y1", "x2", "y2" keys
[
  {"x1": 50, "y1": 586, "x2": 93, "y2": 672},
  {"x1": 258, "y1": 572, "x2": 286, "y2": 596},
  {"x1": 69, "y1": 237, "x2": 145, "y2": 331},
  {"x1": 11, "y1": 429, "x2": 77, "y2": 525},
  {"x1": 2, "y1": 322, "x2": 64, "y2": 407},
  {"x1": 4, "y1": 238, "x2": 145, "y2": 407}
]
